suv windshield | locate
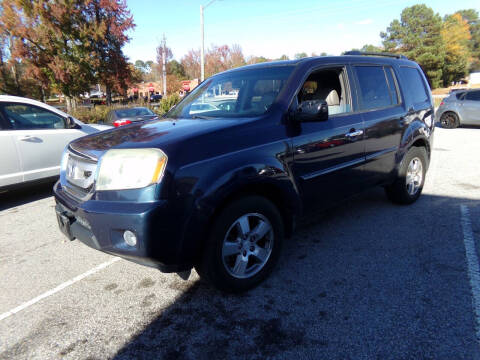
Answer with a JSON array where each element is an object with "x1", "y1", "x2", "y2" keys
[{"x1": 167, "y1": 65, "x2": 294, "y2": 119}]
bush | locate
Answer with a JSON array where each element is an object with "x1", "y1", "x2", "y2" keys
[
  {"x1": 153, "y1": 94, "x2": 181, "y2": 116},
  {"x1": 69, "y1": 94, "x2": 182, "y2": 123},
  {"x1": 70, "y1": 105, "x2": 112, "y2": 124}
]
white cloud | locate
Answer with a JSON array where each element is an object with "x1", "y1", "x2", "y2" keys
[
  {"x1": 355, "y1": 19, "x2": 373, "y2": 25},
  {"x1": 336, "y1": 22, "x2": 345, "y2": 30}
]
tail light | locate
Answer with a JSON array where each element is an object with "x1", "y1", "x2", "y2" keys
[
  {"x1": 440, "y1": 101, "x2": 444, "y2": 106},
  {"x1": 113, "y1": 119, "x2": 132, "y2": 127}
]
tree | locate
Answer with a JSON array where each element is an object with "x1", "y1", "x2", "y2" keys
[
  {"x1": 360, "y1": 44, "x2": 384, "y2": 52},
  {"x1": 0, "y1": 0, "x2": 134, "y2": 108},
  {"x1": 0, "y1": 0, "x2": 96, "y2": 108},
  {"x1": 167, "y1": 59, "x2": 186, "y2": 79},
  {"x1": 247, "y1": 56, "x2": 269, "y2": 64},
  {"x1": 441, "y1": 13, "x2": 471, "y2": 85},
  {"x1": 85, "y1": 0, "x2": 135, "y2": 104},
  {"x1": 381, "y1": 4, "x2": 445, "y2": 88},
  {"x1": 156, "y1": 43, "x2": 173, "y2": 69},
  {"x1": 227, "y1": 44, "x2": 246, "y2": 69},
  {"x1": 181, "y1": 49, "x2": 201, "y2": 79},
  {"x1": 457, "y1": 9, "x2": 480, "y2": 71},
  {"x1": 205, "y1": 44, "x2": 230, "y2": 77},
  {"x1": 294, "y1": 52, "x2": 308, "y2": 59},
  {"x1": 277, "y1": 54, "x2": 289, "y2": 60},
  {"x1": 134, "y1": 60, "x2": 146, "y2": 72}
]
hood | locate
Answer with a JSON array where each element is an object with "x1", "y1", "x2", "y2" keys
[{"x1": 69, "y1": 117, "x2": 239, "y2": 160}]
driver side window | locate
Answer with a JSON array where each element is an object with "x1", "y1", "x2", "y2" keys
[
  {"x1": 2, "y1": 103, "x2": 66, "y2": 130},
  {"x1": 298, "y1": 67, "x2": 352, "y2": 116}
]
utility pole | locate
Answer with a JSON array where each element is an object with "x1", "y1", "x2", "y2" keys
[
  {"x1": 200, "y1": 0, "x2": 220, "y2": 82},
  {"x1": 162, "y1": 34, "x2": 167, "y2": 96},
  {"x1": 200, "y1": 5, "x2": 204, "y2": 82}
]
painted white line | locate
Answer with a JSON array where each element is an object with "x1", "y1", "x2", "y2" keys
[
  {"x1": 460, "y1": 205, "x2": 480, "y2": 340},
  {"x1": 0, "y1": 257, "x2": 120, "y2": 321}
]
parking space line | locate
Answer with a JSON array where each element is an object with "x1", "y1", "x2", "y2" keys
[
  {"x1": 460, "y1": 205, "x2": 480, "y2": 340},
  {"x1": 0, "y1": 257, "x2": 120, "y2": 322}
]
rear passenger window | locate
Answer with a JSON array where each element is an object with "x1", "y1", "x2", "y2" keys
[
  {"x1": 399, "y1": 67, "x2": 429, "y2": 105},
  {"x1": 465, "y1": 91, "x2": 480, "y2": 101},
  {"x1": 385, "y1": 67, "x2": 399, "y2": 105},
  {"x1": 355, "y1": 66, "x2": 394, "y2": 110}
]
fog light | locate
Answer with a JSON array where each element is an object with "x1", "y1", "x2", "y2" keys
[{"x1": 123, "y1": 230, "x2": 137, "y2": 247}]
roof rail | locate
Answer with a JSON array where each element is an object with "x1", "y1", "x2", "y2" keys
[{"x1": 344, "y1": 51, "x2": 408, "y2": 60}]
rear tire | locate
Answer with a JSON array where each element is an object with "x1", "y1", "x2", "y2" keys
[
  {"x1": 385, "y1": 147, "x2": 428, "y2": 205},
  {"x1": 440, "y1": 112, "x2": 459, "y2": 129},
  {"x1": 195, "y1": 196, "x2": 284, "y2": 293}
]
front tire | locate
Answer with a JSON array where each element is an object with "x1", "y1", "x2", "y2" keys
[
  {"x1": 385, "y1": 147, "x2": 428, "y2": 205},
  {"x1": 440, "y1": 112, "x2": 459, "y2": 129},
  {"x1": 196, "y1": 196, "x2": 284, "y2": 293}
]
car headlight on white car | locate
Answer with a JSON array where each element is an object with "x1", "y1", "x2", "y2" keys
[{"x1": 96, "y1": 149, "x2": 168, "y2": 191}]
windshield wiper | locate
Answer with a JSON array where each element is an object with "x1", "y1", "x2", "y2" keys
[{"x1": 190, "y1": 115, "x2": 213, "y2": 119}]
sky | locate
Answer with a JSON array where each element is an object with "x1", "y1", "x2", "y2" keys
[{"x1": 123, "y1": 0, "x2": 480, "y2": 63}]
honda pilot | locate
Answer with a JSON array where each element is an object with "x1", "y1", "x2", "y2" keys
[{"x1": 54, "y1": 52, "x2": 434, "y2": 292}]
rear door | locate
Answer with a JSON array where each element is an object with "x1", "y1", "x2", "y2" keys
[
  {"x1": 352, "y1": 64, "x2": 405, "y2": 183},
  {"x1": 0, "y1": 102, "x2": 85, "y2": 182},
  {"x1": 0, "y1": 109, "x2": 22, "y2": 187},
  {"x1": 461, "y1": 90, "x2": 480, "y2": 124}
]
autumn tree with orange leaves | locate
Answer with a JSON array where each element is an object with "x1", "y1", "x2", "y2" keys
[
  {"x1": 0, "y1": 0, "x2": 134, "y2": 109},
  {"x1": 441, "y1": 13, "x2": 471, "y2": 86}
]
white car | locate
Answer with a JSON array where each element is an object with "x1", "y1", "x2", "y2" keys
[{"x1": 0, "y1": 95, "x2": 111, "y2": 189}]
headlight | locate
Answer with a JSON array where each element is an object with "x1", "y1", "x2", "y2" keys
[
  {"x1": 60, "y1": 149, "x2": 69, "y2": 172},
  {"x1": 96, "y1": 149, "x2": 167, "y2": 191}
]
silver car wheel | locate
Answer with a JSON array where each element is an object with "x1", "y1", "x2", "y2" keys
[
  {"x1": 406, "y1": 157, "x2": 423, "y2": 196},
  {"x1": 221, "y1": 213, "x2": 274, "y2": 279}
]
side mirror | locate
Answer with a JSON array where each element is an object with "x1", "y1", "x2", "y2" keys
[
  {"x1": 66, "y1": 116, "x2": 78, "y2": 129},
  {"x1": 296, "y1": 100, "x2": 328, "y2": 122}
]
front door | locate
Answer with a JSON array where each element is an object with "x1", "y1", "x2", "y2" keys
[
  {"x1": 289, "y1": 66, "x2": 365, "y2": 208},
  {"x1": 1, "y1": 103, "x2": 83, "y2": 182},
  {"x1": 0, "y1": 111, "x2": 22, "y2": 187}
]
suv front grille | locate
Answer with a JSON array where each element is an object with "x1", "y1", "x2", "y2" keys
[{"x1": 64, "y1": 150, "x2": 97, "y2": 199}]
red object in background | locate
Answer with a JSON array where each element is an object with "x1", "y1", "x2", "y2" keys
[
  {"x1": 132, "y1": 88, "x2": 139, "y2": 92},
  {"x1": 182, "y1": 81, "x2": 190, "y2": 91},
  {"x1": 113, "y1": 119, "x2": 132, "y2": 127}
]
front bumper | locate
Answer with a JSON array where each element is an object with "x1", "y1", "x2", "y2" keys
[{"x1": 53, "y1": 181, "x2": 192, "y2": 273}]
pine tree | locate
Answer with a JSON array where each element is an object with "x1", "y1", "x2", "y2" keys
[{"x1": 381, "y1": 4, "x2": 446, "y2": 88}]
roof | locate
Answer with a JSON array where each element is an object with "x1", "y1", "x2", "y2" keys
[
  {"x1": 0, "y1": 95, "x2": 69, "y2": 118},
  {"x1": 220, "y1": 54, "x2": 418, "y2": 76}
]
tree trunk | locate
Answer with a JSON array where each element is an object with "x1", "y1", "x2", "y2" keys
[
  {"x1": 106, "y1": 85, "x2": 112, "y2": 105},
  {"x1": 65, "y1": 96, "x2": 72, "y2": 113},
  {"x1": 40, "y1": 87, "x2": 46, "y2": 103}
]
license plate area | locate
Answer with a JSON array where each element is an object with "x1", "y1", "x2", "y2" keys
[{"x1": 56, "y1": 210, "x2": 75, "y2": 241}]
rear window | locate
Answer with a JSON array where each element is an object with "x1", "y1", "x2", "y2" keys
[
  {"x1": 355, "y1": 65, "x2": 397, "y2": 110},
  {"x1": 115, "y1": 108, "x2": 153, "y2": 118},
  {"x1": 399, "y1": 67, "x2": 429, "y2": 105}
]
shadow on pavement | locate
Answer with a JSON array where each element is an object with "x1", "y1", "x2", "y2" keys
[
  {"x1": 0, "y1": 181, "x2": 55, "y2": 211},
  {"x1": 113, "y1": 189, "x2": 480, "y2": 359}
]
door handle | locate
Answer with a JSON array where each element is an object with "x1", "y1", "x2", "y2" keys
[
  {"x1": 345, "y1": 130, "x2": 363, "y2": 137},
  {"x1": 19, "y1": 135, "x2": 41, "y2": 142}
]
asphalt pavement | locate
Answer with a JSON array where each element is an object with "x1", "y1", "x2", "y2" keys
[{"x1": 0, "y1": 126, "x2": 479, "y2": 359}]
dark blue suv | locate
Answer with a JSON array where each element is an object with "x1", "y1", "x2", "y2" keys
[{"x1": 54, "y1": 53, "x2": 434, "y2": 292}]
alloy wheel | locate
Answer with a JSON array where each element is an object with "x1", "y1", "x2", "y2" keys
[
  {"x1": 221, "y1": 213, "x2": 274, "y2": 279},
  {"x1": 406, "y1": 157, "x2": 423, "y2": 196}
]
